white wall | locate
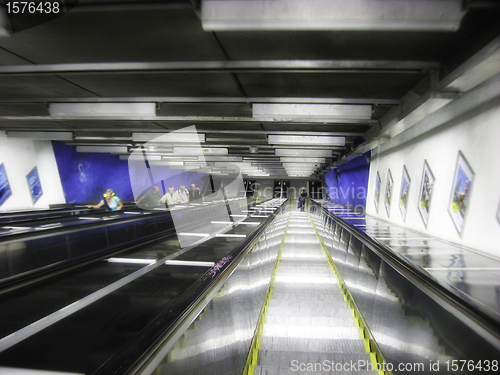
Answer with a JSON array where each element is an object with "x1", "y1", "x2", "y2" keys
[
  {"x1": 366, "y1": 103, "x2": 500, "y2": 257},
  {"x1": 0, "y1": 132, "x2": 65, "y2": 211}
]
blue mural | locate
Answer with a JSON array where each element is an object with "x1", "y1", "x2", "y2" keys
[
  {"x1": 324, "y1": 152, "x2": 371, "y2": 209},
  {"x1": 52, "y1": 142, "x2": 208, "y2": 204}
]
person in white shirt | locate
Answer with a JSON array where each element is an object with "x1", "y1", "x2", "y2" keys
[
  {"x1": 177, "y1": 185, "x2": 189, "y2": 203},
  {"x1": 160, "y1": 186, "x2": 181, "y2": 206}
]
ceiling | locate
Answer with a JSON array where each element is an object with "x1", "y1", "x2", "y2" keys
[{"x1": 0, "y1": 0, "x2": 499, "y2": 178}]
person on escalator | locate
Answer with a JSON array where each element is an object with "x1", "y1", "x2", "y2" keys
[
  {"x1": 87, "y1": 189, "x2": 123, "y2": 211},
  {"x1": 136, "y1": 186, "x2": 160, "y2": 208},
  {"x1": 298, "y1": 188, "x2": 307, "y2": 212},
  {"x1": 188, "y1": 183, "x2": 204, "y2": 202},
  {"x1": 160, "y1": 186, "x2": 181, "y2": 206}
]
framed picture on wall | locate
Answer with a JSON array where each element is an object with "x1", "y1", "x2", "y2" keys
[
  {"x1": 384, "y1": 169, "x2": 393, "y2": 217},
  {"x1": 399, "y1": 166, "x2": 411, "y2": 222},
  {"x1": 27, "y1": 166, "x2": 43, "y2": 204},
  {"x1": 0, "y1": 163, "x2": 12, "y2": 207},
  {"x1": 374, "y1": 171, "x2": 381, "y2": 213},
  {"x1": 448, "y1": 151, "x2": 474, "y2": 235},
  {"x1": 418, "y1": 160, "x2": 435, "y2": 228}
]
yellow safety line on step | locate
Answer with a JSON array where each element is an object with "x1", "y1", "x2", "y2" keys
[
  {"x1": 307, "y1": 211, "x2": 391, "y2": 375},
  {"x1": 243, "y1": 207, "x2": 292, "y2": 375}
]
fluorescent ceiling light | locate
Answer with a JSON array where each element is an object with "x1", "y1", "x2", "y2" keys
[
  {"x1": 7, "y1": 131, "x2": 73, "y2": 141},
  {"x1": 49, "y1": 103, "x2": 156, "y2": 117},
  {"x1": 254, "y1": 103, "x2": 371, "y2": 121},
  {"x1": 269, "y1": 135, "x2": 345, "y2": 146},
  {"x1": 164, "y1": 156, "x2": 198, "y2": 161},
  {"x1": 132, "y1": 132, "x2": 205, "y2": 143},
  {"x1": 120, "y1": 155, "x2": 163, "y2": 161},
  {"x1": 202, "y1": 0, "x2": 466, "y2": 32},
  {"x1": 283, "y1": 162, "x2": 319, "y2": 167},
  {"x1": 77, "y1": 146, "x2": 128, "y2": 154},
  {"x1": 169, "y1": 165, "x2": 200, "y2": 170},
  {"x1": 275, "y1": 149, "x2": 332, "y2": 157},
  {"x1": 148, "y1": 161, "x2": 183, "y2": 166},
  {"x1": 280, "y1": 157, "x2": 325, "y2": 163},
  {"x1": 202, "y1": 156, "x2": 243, "y2": 162},
  {"x1": 284, "y1": 166, "x2": 317, "y2": 170},
  {"x1": 173, "y1": 147, "x2": 228, "y2": 155},
  {"x1": 74, "y1": 135, "x2": 131, "y2": 141},
  {"x1": 128, "y1": 146, "x2": 174, "y2": 154}
]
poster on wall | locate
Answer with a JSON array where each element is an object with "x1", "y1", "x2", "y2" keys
[
  {"x1": 384, "y1": 169, "x2": 393, "y2": 217},
  {"x1": 449, "y1": 151, "x2": 474, "y2": 235},
  {"x1": 374, "y1": 171, "x2": 381, "y2": 213},
  {"x1": 399, "y1": 166, "x2": 411, "y2": 222},
  {"x1": 0, "y1": 163, "x2": 12, "y2": 207},
  {"x1": 418, "y1": 160, "x2": 435, "y2": 227},
  {"x1": 27, "y1": 166, "x2": 43, "y2": 204}
]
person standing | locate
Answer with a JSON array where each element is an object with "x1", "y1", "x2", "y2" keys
[
  {"x1": 87, "y1": 189, "x2": 123, "y2": 211},
  {"x1": 177, "y1": 185, "x2": 189, "y2": 203},
  {"x1": 136, "y1": 186, "x2": 160, "y2": 207},
  {"x1": 188, "y1": 183, "x2": 204, "y2": 202},
  {"x1": 298, "y1": 188, "x2": 307, "y2": 212},
  {"x1": 160, "y1": 186, "x2": 181, "y2": 206}
]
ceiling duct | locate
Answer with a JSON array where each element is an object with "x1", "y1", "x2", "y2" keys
[{"x1": 7, "y1": 131, "x2": 73, "y2": 141}]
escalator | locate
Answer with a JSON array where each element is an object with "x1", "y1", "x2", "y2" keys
[
  {"x1": 1, "y1": 198, "x2": 499, "y2": 374},
  {"x1": 252, "y1": 211, "x2": 377, "y2": 375},
  {"x1": 157, "y1": 200, "x2": 500, "y2": 375}
]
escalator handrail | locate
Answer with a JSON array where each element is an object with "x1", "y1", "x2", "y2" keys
[
  {"x1": 92, "y1": 199, "x2": 289, "y2": 375},
  {"x1": 309, "y1": 198, "x2": 500, "y2": 348}
]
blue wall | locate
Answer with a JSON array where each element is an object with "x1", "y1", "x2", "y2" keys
[
  {"x1": 52, "y1": 142, "x2": 207, "y2": 204},
  {"x1": 324, "y1": 152, "x2": 371, "y2": 209},
  {"x1": 52, "y1": 142, "x2": 134, "y2": 203}
]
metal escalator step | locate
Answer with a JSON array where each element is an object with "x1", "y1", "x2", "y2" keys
[
  {"x1": 264, "y1": 315, "x2": 358, "y2": 328},
  {"x1": 259, "y1": 336, "x2": 366, "y2": 353},
  {"x1": 284, "y1": 226, "x2": 316, "y2": 233},
  {"x1": 282, "y1": 238, "x2": 323, "y2": 246},
  {"x1": 253, "y1": 365, "x2": 378, "y2": 375},
  {"x1": 270, "y1": 292, "x2": 344, "y2": 303},
  {"x1": 262, "y1": 324, "x2": 361, "y2": 340},
  {"x1": 273, "y1": 276, "x2": 337, "y2": 286},
  {"x1": 265, "y1": 305, "x2": 353, "y2": 319},
  {"x1": 270, "y1": 283, "x2": 339, "y2": 294},
  {"x1": 258, "y1": 349, "x2": 375, "y2": 370},
  {"x1": 275, "y1": 268, "x2": 334, "y2": 278}
]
